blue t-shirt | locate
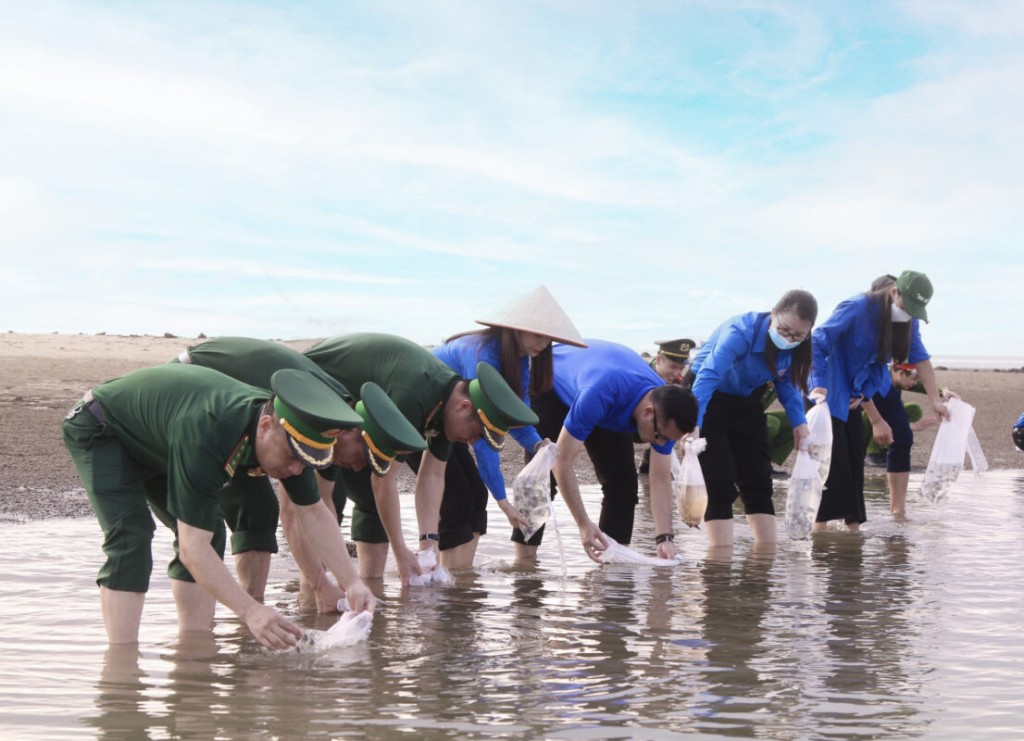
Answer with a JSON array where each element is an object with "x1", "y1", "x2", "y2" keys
[
  {"x1": 689, "y1": 311, "x2": 807, "y2": 429},
  {"x1": 811, "y1": 294, "x2": 929, "y2": 422},
  {"x1": 432, "y1": 333, "x2": 543, "y2": 501},
  {"x1": 552, "y1": 340, "x2": 673, "y2": 455},
  {"x1": 1015, "y1": 412, "x2": 1024, "y2": 430}
]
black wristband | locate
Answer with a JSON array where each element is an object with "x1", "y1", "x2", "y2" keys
[
  {"x1": 655, "y1": 533, "x2": 674, "y2": 544},
  {"x1": 419, "y1": 533, "x2": 440, "y2": 542}
]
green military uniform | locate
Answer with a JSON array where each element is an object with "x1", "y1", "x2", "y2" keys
[
  {"x1": 61, "y1": 363, "x2": 349, "y2": 591},
  {"x1": 304, "y1": 333, "x2": 462, "y2": 543},
  {"x1": 175, "y1": 337, "x2": 361, "y2": 556}
]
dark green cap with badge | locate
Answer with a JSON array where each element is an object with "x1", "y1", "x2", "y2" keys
[
  {"x1": 356, "y1": 382, "x2": 427, "y2": 476},
  {"x1": 468, "y1": 362, "x2": 539, "y2": 451},
  {"x1": 895, "y1": 270, "x2": 933, "y2": 323},
  {"x1": 271, "y1": 368, "x2": 362, "y2": 470},
  {"x1": 655, "y1": 338, "x2": 696, "y2": 360}
]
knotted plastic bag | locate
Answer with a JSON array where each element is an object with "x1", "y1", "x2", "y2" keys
[
  {"x1": 785, "y1": 449, "x2": 823, "y2": 540},
  {"x1": 920, "y1": 398, "x2": 981, "y2": 503},
  {"x1": 294, "y1": 610, "x2": 373, "y2": 653},
  {"x1": 804, "y1": 394, "x2": 832, "y2": 484},
  {"x1": 512, "y1": 442, "x2": 559, "y2": 541},
  {"x1": 674, "y1": 438, "x2": 708, "y2": 529},
  {"x1": 596, "y1": 534, "x2": 680, "y2": 566},
  {"x1": 407, "y1": 547, "x2": 454, "y2": 587}
]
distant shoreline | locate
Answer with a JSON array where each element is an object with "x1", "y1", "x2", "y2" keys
[{"x1": 5, "y1": 331, "x2": 1023, "y2": 372}]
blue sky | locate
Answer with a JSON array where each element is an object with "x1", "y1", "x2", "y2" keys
[{"x1": 1, "y1": 1, "x2": 1021, "y2": 358}]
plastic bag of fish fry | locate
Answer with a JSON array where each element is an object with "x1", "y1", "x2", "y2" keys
[
  {"x1": 785, "y1": 449, "x2": 822, "y2": 540},
  {"x1": 512, "y1": 442, "x2": 559, "y2": 541},
  {"x1": 675, "y1": 437, "x2": 708, "y2": 529},
  {"x1": 804, "y1": 394, "x2": 833, "y2": 484},
  {"x1": 920, "y1": 397, "x2": 979, "y2": 504}
]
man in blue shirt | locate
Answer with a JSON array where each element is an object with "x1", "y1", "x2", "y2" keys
[{"x1": 514, "y1": 340, "x2": 698, "y2": 562}]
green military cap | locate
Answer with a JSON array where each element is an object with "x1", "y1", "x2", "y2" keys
[
  {"x1": 271, "y1": 368, "x2": 363, "y2": 470},
  {"x1": 356, "y1": 382, "x2": 427, "y2": 476},
  {"x1": 467, "y1": 362, "x2": 540, "y2": 451},
  {"x1": 655, "y1": 338, "x2": 696, "y2": 360}
]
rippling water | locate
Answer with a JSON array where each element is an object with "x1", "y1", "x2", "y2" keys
[{"x1": 2, "y1": 470, "x2": 1024, "y2": 739}]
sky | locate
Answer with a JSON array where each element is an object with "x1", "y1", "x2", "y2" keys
[{"x1": 1, "y1": 1, "x2": 1021, "y2": 359}]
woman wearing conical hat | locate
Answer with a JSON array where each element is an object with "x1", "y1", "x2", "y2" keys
[{"x1": 423, "y1": 285, "x2": 585, "y2": 570}]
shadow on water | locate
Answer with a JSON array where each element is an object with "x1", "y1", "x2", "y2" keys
[{"x1": 3, "y1": 470, "x2": 1024, "y2": 738}]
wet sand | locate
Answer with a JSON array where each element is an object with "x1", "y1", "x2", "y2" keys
[{"x1": 2, "y1": 331, "x2": 1021, "y2": 521}]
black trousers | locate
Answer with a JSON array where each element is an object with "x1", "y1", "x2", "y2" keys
[
  {"x1": 513, "y1": 390, "x2": 638, "y2": 546},
  {"x1": 405, "y1": 443, "x2": 488, "y2": 550},
  {"x1": 817, "y1": 408, "x2": 867, "y2": 524}
]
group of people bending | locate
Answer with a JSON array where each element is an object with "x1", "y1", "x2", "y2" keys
[{"x1": 62, "y1": 272, "x2": 949, "y2": 650}]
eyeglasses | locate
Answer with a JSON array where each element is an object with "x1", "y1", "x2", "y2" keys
[
  {"x1": 774, "y1": 321, "x2": 809, "y2": 344},
  {"x1": 651, "y1": 408, "x2": 667, "y2": 444}
]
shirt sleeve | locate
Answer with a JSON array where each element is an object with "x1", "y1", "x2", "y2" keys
[
  {"x1": 510, "y1": 424, "x2": 543, "y2": 453},
  {"x1": 471, "y1": 438, "x2": 508, "y2": 500},
  {"x1": 907, "y1": 320, "x2": 931, "y2": 364},
  {"x1": 562, "y1": 385, "x2": 613, "y2": 443},
  {"x1": 774, "y1": 375, "x2": 808, "y2": 428},
  {"x1": 690, "y1": 324, "x2": 749, "y2": 428},
  {"x1": 810, "y1": 298, "x2": 855, "y2": 392},
  {"x1": 280, "y1": 468, "x2": 321, "y2": 506}
]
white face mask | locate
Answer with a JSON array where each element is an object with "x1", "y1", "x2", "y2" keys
[{"x1": 891, "y1": 303, "x2": 912, "y2": 323}]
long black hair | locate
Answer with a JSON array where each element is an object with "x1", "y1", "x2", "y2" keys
[
  {"x1": 445, "y1": 327, "x2": 554, "y2": 397},
  {"x1": 764, "y1": 289, "x2": 817, "y2": 393},
  {"x1": 866, "y1": 275, "x2": 911, "y2": 363}
]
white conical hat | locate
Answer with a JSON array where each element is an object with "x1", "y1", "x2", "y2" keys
[{"x1": 476, "y1": 285, "x2": 586, "y2": 347}]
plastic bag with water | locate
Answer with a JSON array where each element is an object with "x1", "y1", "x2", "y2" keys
[
  {"x1": 920, "y1": 398, "x2": 981, "y2": 503},
  {"x1": 407, "y1": 547, "x2": 454, "y2": 587},
  {"x1": 294, "y1": 610, "x2": 374, "y2": 653},
  {"x1": 596, "y1": 534, "x2": 680, "y2": 567},
  {"x1": 785, "y1": 449, "x2": 823, "y2": 540},
  {"x1": 512, "y1": 442, "x2": 558, "y2": 541},
  {"x1": 804, "y1": 394, "x2": 832, "y2": 484},
  {"x1": 674, "y1": 437, "x2": 708, "y2": 529}
]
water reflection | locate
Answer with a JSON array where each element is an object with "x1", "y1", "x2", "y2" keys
[{"x1": 3, "y1": 472, "x2": 1024, "y2": 739}]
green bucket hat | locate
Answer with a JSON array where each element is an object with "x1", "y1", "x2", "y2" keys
[
  {"x1": 271, "y1": 368, "x2": 363, "y2": 470},
  {"x1": 467, "y1": 362, "x2": 540, "y2": 451},
  {"x1": 355, "y1": 382, "x2": 427, "y2": 476},
  {"x1": 895, "y1": 270, "x2": 934, "y2": 323}
]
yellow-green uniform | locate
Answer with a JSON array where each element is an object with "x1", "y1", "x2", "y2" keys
[
  {"x1": 173, "y1": 337, "x2": 357, "y2": 556},
  {"x1": 60, "y1": 364, "x2": 326, "y2": 591},
  {"x1": 304, "y1": 333, "x2": 460, "y2": 543}
]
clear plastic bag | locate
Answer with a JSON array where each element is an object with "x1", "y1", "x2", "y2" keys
[
  {"x1": 596, "y1": 534, "x2": 680, "y2": 566},
  {"x1": 804, "y1": 394, "x2": 832, "y2": 484},
  {"x1": 674, "y1": 437, "x2": 708, "y2": 529},
  {"x1": 512, "y1": 442, "x2": 559, "y2": 541},
  {"x1": 785, "y1": 449, "x2": 823, "y2": 540},
  {"x1": 294, "y1": 610, "x2": 374, "y2": 653},
  {"x1": 407, "y1": 548, "x2": 454, "y2": 587},
  {"x1": 920, "y1": 398, "x2": 978, "y2": 503}
]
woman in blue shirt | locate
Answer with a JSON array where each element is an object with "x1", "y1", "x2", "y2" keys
[
  {"x1": 811, "y1": 270, "x2": 946, "y2": 530},
  {"x1": 689, "y1": 289, "x2": 818, "y2": 546},
  {"x1": 426, "y1": 286, "x2": 585, "y2": 570}
]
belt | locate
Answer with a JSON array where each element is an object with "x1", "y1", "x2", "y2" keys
[{"x1": 82, "y1": 389, "x2": 107, "y2": 423}]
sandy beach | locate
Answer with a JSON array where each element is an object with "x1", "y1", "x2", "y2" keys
[{"x1": 2, "y1": 331, "x2": 1021, "y2": 522}]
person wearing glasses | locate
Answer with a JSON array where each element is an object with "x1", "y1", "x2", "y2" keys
[
  {"x1": 810, "y1": 271, "x2": 949, "y2": 531},
  {"x1": 688, "y1": 289, "x2": 819, "y2": 546},
  {"x1": 515, "y1": 339, "x2": 698, "y2": 563}
]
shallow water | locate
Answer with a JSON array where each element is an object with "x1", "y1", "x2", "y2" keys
[{"x1": 3, "y1": 470, "x2": 1024, "y2": 739}]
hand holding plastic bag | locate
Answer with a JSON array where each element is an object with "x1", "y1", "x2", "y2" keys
[
  {"x1": 512, "y1": 443, "x2": 558, "y2": 541},
  {"x1": 674, "y1": 438, "x2": 708, "y2": 529},
  {"x1": 804, "y1": 394, "x2": 832, "y2": 484},
  {"x1": 785, "y1": 450, "x2": 823, "y2": 540},
  {"x1": 407, "y1": 548, "x2": 454, "y2": 587},
  {"x1": 920, "y1": 397, "x2": 980, "y2": 503},
  {"x1": 294, "y1": 610, "x2": 374, "y2": 653},
  {"x1": 596, "y1": 534, "x2": 680, "y2": 566}
]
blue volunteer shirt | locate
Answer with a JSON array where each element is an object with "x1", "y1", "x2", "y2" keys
[
  {"x1": 1015, "y1": 412, "x2": 1024, "y2": 430},
  {"x1": 689, "y1": 311, "x2": 808, "y2": 429},
  {"x1": 433, "y1": 333, "x2": 543, "y2": 501},
  {"x1": 811, "y1": 294, "x2": 925, "y2": 422},
  {"x1": 552, "y1": 340, "x2": 673, "y2": 455}
]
